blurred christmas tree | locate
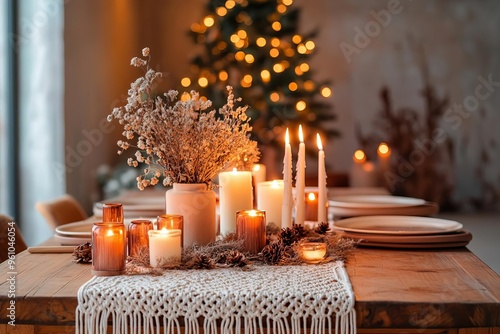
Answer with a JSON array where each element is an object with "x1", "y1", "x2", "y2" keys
[{"x1": 179, "y1": 0, "x2": 337, "y2": 175}]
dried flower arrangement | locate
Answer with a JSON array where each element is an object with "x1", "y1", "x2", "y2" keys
[{"x1": 108, "y1": 48, "x2": 259, "y2": 190}]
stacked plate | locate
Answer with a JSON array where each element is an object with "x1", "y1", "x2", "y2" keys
[
  {"x1": 329, "y1": 195, "x2": 439, "y2": 218},
  {"x1": 93, "y1": 191, "x2": 165, "y2": 218},
  {"x1": 333, "y1": 215, "x2": 472, "y2": 249},
  {"x1": 54, "y1": 217, "x2": 157, "y2": 245}
]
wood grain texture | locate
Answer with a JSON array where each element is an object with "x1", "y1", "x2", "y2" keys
[{"x1": 0, "y1": 244, "x2": 499, "y2": 331}]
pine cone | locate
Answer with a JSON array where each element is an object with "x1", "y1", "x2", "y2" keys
[
  {"x1": 190, "y1": 254, "x2": 215, "y2": 269},
  {"x1": 225, "y1": 250, "x2": 248, "y2": 267},
  {"x1": 73, "y1": 242, "x2": 92, "y2": 263},
  {"x1": 280, "y1": 227, "x2": 299, "y2": 246},
  {"x1": 292, "y1": 224, "x2": 308, "y2": 239},
  {"x1": 261, "y1": 241, "x2": 284, "y2": 265},
  {"x1": 315, "y1": 222, "x2": 330, "y2": 235}
]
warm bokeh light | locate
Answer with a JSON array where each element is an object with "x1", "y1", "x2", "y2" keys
[
  {"x1": 284, "y1": 47, "x2": 295, "y2": 57},
  {"x1": 321, "y1": 86, "x2": 332, "y2": 98},
  {"x1": 296, "y1": 100, "x2": 306, "y2": 111},
  {"x1": 292, "y1": 34, "x2": 302, "y2": 44},
  {"x1": 203, "y1": 16, "x2": 215, "y2": 27},
  {"x1": 181, "y1": 77, "x2": 191, "y2": 87},
  {"x1": 271, "y1": 38, "x2": 280, "y2": 47},
  {"x1": 243, "y1": 74, "x2": 253, "y2": 84},
  {"x1": 353, "y1": 150, "x2": 366, "y2": 163},
  {"x1": 273, "y1": 63, "x2": 284, "y2": 73},
  {"x1": 297, "y1": 44, "x2": 307, "y2": 54},
  {"x1": 304, "y1": 80, "x2": 315, "y2": 91},
  {"x1": 237, "y1": 29, "x2": 247, "y2": 39},
  {"x1": 270, "y1": 48, "x2": 279, "y2": 58},
  {"x1": 191, "y1": 23, "x2": 201, "y2": 32},
  {"x1": 277, "y1": 4, "x2": 287, "y2": 13},
  {"x1": 219, "y1": 70, "x2": 228, "y2": 81},
  {"x1": 270, "y1": 92, "x2": 280, "y2": 102},
  {"x1": 378, "y1": 142, "x2": 391, "y2": 156},
  {"x1": 305, "y1": 40, "x2": 315, "y2": 50},
  {"x1": 230, "y1": 34, "x2": 240, "y2": 43},
  {"x1": 217, "y1": 41, "x2": 227, "y2": 50},
  {"x1": 225, "y1": 0, "x2": 235, "y2": 9},
  {"x1": 244, "y1": 54, "x2": 254, "y2": 63},
  {"x1": 181, "y1": 92, "x2": 191, "y2": 102},
  {"x1": 235, "y1": 39, "x2": 245, "y2": 48},
  {"x1": 283, "y1": 0, "x2": 293, "y2": 6},
  {"x1": 198, "y1": 77, "x2": 208, "y2": 87},
  {"x1": 288, "y1": 82, "x2": 298, "y2": 91},
  {"x1": 235, "y1": 51, "x2": 245, "y2": 61},
  {"x1": 261, "y1": 70, "x2": 271, "y2": 82},
  {"x1": 272, "y1": 21, "x2": 282, "y2": 31},
  {"x1": 299, "y1": 63, "x2": 310, "y2": 72},
  {"x1": 256, "y1": 37, "x2": 266, "y2": 47},
  {"x1": 294, "y1": 66, "x2": 303, "y2": 76},
  {"x1": 216, "y1": 7, "x2": 227, "y2": 16}
]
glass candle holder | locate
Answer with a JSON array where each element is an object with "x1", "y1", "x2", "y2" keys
[
  {"x1": 92, "y1": 222, "x2": 127, "y2": 276},
  {"x1": 102, "y1": 203, "x2": 124, "y2": 223},
  {"x1": 236, "y1": 210, "x2": 266, "y2": 254},
  {"x1": 305, "y1": 192, "x2": 319, "y2": 222},
  {"x1": 157, "y1": 214, "x2": 184, "y2": 248},
  {"x1": 299, "y1": 242, "x2": 327, "y2": 264},
  {"x1": 148, "y1": 229, "x2": 182, "y2": 267},
  {"x1": 128, "y1": 219, "x2": 153, "y2": 258}
]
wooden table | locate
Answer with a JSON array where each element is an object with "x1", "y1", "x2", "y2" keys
[{"x1": 0, "y1": 245, "x2": 499, "y2": 334}]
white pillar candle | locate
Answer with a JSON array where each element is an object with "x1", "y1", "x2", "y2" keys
[
  {"x1": 282, "y1": 128, "x2": 293, "y2": 229},
  {"x1": 148, "y1": 228, "x2": 182, "y2": 267},
  {"x1": 317, "y1": 134, "x2": 328, "y2": 224},
  {"x1": 257, "y1": 180, "x2": 284, "y2": 227},
  {"x1": 295, "y1": 125, "x2": 306, "y2": 226},
  {"x1": 219, "y1": 169, "x2": 253, "y2": 235},
  {"x1": 252, "y1": 163, "x2": 266, "y2": 204}
]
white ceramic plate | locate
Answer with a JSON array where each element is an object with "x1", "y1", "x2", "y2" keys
[
  {"x1": 54, "y1": 233, "x2": 91, "y2": 246},
  {"x1": 329, "y1": 202, "x2": 439, "y2": 217},
  {"x1": 329, "y1": 195, "x2": 426, "y2": 208},
  {"x1": 55, "y1": 217, "x2": 156, "y2": 237},
  {"x1": 333, "y1": 216, "x2": 463, "y2": 235}
]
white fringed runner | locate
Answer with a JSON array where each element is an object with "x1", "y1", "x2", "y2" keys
[{"x1": 76, "y1": 261, "x2": 356, "y2": 334}]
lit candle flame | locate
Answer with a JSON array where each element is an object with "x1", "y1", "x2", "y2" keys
[
  {"x1": 253, "y1": 164, "x2": 260, "y2": 172},
  {"x1": 307, "y1": 192, "x2": 316, "y2": 201},
  {"x1": 160, "y1": 227, "x2": 168, "y2": 235},
  {"x1": 106, "y1": 229, "x2": 114, "y2": 237},
  {"x1": 232, "y1": 167, "x2": 238, "y2": 172},
  {"x1": 285, "y1": 128, "x2": 290, "y2": 145},
  {"x1": 298, "y1": 125, "x2": 304, "y2": 143},
  {"x1": 377, "y1": 142, "x2": 390, "y2": 156},
  {"x1": 353, "y1": 149, "x2": 366, "y2": 163},
  {"x1": 272, "y1": 179, "x2": 279, "y2": 188},
  {"x1": 248, "y1": 210, "x2": 257, "y2": 217},
  {"x1": 316, "y1": 133, "x2": 323, "y2": 151}
]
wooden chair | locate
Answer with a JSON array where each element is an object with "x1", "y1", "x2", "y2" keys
[
  {"x1": 35, "y1": 194, "x2": 88, "y2": 230},
  {"x1": 0, "y1": 214, "x2": 28, "y2": 263}
]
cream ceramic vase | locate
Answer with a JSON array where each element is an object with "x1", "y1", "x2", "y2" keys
[{"x1": 165, "y1": 183, "x2": 216, "y2": 246}]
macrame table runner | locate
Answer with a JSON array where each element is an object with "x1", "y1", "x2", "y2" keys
[{"x1": 76, "y1": 261, "x2": 356, "y2": 334}]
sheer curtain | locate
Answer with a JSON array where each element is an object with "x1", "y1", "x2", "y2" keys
[{"x1": 18, "y1": 0, "x2": 65, "y2": 245}]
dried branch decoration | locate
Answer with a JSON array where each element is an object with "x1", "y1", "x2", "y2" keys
[{"x1": 108, "y1": 47, "x2": 259, "y2": 190}]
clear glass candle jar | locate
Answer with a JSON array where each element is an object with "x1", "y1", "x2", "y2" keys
[
  {"x1": 102, "y1": 203, "x2": 123, "y2": 223},
  {"x1": 157, "y1": 214, "x2": 184, "y2": 248},
  {"x1": 92, "y1": 222, "x2": 127, "y2": 276},
  {"x1": 128, "y1": 219, "x2": 153, "y2": 258},
  {"x1": 236, "y1": 209, "x2": 266, "y2": 254},
  {"x1": 299, "y1": 242, "x2": 327, "y2": 264}
]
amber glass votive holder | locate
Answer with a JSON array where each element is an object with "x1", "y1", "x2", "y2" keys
[
  {"x1": 102, "y1": 203, "x2": 124, "y2": 223},
  {"x1": 128, "y1": 219, "x2": 153, "y2": 258},
  {"x1": 157, "y1": 214, "x2": 184, "y2": 248},
  {"x1": 92, "y1": 222, "x2": 127, "y2": 276},
  {"x1": 299, "y1": 242, "x2": 327, "y2": 264},
  {"x1": 236, "y1": 210, "x2": 266, "y2": 254}
]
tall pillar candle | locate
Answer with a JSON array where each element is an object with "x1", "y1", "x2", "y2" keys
[
  {"x1": 219, "y1": 169, "x2": 253, "y2": 235},
  {"x1": 295, "y1": 125, "x2": 306, "y2": 226},
  {"x1": 256, "y1": 180, "x2": 284, "y2": 227},
  {"x1": 91, "y1": 222, "x2": 126, "y2": 276},
  {"x1": 282, "y1": 128, "x2": 293, "y2": 228},
  {"x1": 317, "y1": 134, "x2": 328, "y2": 224}
]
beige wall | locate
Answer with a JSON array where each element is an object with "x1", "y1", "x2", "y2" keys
[{"x1": 64, "y1": 0, "x2": 500, "y2": 211}]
